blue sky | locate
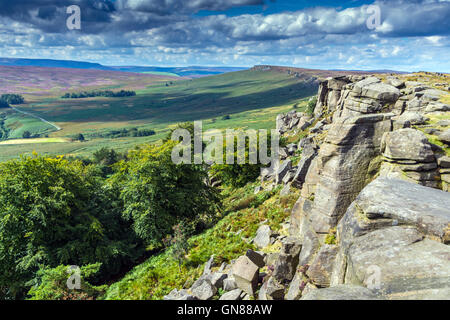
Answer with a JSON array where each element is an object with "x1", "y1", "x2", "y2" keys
[{"x1": 0, "y1": 0, "x2": 449, "y2": 71}]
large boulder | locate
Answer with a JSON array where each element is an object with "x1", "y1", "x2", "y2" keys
[
  {"x1": 340, "y1": 177, "x2": 450, "y2": 242},
  {"x1": 381, "y1": 129, "x2": 435, "y2": 162},
  {"x1": 353, "y1": 77, "x2": 400, "y2": 102},
  {"x1": 334, "y1": 178, "x2": 450, "y2": 299},
  {"x1": 395, "y1": 111, "x2": 428, "y2": 125},
  {"x1": 306, "y1": 113, "x2": 393, "y2": 233}
]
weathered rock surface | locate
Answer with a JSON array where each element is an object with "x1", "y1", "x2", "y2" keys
[
  {"x1": 191, "y1": 278, "x2": 217, "y2": 300},
  {"x1": 273, "y1": 237, "x2": 302, "y2": 283},
  {"x1": 439, "y1": 129, "x2": 450, "y2": 144},
  {"x1": 300, "y1": 285, "x2": 381, "y2": 300},
  {"x1": 333, "y1": 178, "x2": 450, "y2": 299},
  {"x1": 253, "y1": 225, "x2": 273, "y2": 249},
  {"x1": 306, "y1": 245, "x2": 338, "y2": 287},
  {"x1": 306, "y1": 113, "x2": 393, "y2": 233},
  {"x1": 380, "y1": 129, "x2": 440, "y2": 188},
  {"x1": 232, "y1": 256, "x2": 259, "y2": 296},
  {"x1": 219, "y1": 289, "x2": 244, "y2": 301}
]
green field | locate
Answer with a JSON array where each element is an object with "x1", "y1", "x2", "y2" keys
[
  {"x1": 0, "y1": 109, "x2": 56, "y2": 140},
  {"x1": 0, "y1": 69, "x2": 317, "y2": 162}
]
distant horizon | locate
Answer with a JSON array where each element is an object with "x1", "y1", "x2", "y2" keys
[
  {"x1": 0, "y1": 1, "x2": 448, "y2": 73},
  {"x1": 0, "y1": 56, "x2": 420, "y2": 74}
]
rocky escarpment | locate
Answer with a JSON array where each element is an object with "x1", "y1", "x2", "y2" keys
[{"x1": 166, "y1": 73, "x2": 450, "y2": 300}]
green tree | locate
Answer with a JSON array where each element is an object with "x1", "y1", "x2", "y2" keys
[
  {"x1": 22, "y1": 131, "x2": 31, "y2": 139},
  {"x1": 0, "y1": 99, "x2": 10, "y2": 109},
  {"x1": 1, "y1": 94, "x2": 24, "y2": 105},
  {"x1": 110, "y1": 141, "x2": 220, "y2": 247},
  {"x1": 0, "y1": 155, "x2": 140, "y2": 299}
]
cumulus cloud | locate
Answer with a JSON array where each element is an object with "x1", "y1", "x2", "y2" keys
[{"x1": 0, "y1": 0, "x2": 448, "y2": 71}]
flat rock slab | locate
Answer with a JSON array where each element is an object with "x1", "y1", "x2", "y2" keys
[
  {"x1": 355, "y1": 177, "x2": 450, "y2": 241},
  {"x1": 300, "y1": 285, "x2": 381, "y2": 300},
  {"x1": 345, "y1": 226, "x2": 450, "y2": 298}
]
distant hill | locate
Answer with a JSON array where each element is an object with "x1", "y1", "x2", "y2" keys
[
  {"x1": 0, "y1": 65, "x2": 178, "y2": 96},
  {"x1": 251, "y1": 65, "x2": 403, "y2": 79},
  {"x1": 0, "y1": 58, "x2": 246, "y2": 78}
]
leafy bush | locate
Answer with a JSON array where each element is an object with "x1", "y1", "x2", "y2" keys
[
  {"x1": 110, "y1": 141, "x2": 220, "y2": 247},
  {"x1": 61, "y1": 90, "x2": 136, "y2": 99},
  {"x1": 28, "y1": 264, "x2": 106, "y2": 300},
  {"x1": 0, "y1": 155, "x2": 141, "y2": 299},
  {"x1": 87, "y1": 127, "x2": 155, "y2": 139},
  {"x1": 306, "y1": 96, "x2": 317, "y2": 115},
  {"x1": 211, "y1": 131, "x2": 278, "y2": 188}
]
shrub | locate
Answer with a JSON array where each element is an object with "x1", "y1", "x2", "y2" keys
[
  {"x1": 211, "y1": 131, "x2": 278, "y2": 188},
  {"x1": 0, "y1": 155, "x2": 141, "y2": 299},
  {"x1": 76, "y1": 133, "x2": 85, "y2": 141},
  {"x1": 110, "y1": 141, "x2": 220, "y2": 247},
  {"x1": 306, "y1": 96, "x2": 317, "y2": 115},
  {"x1": 27, "y1": 264, "x2": 106, "y2": 300}
]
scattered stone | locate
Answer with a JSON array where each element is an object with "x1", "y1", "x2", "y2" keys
[
  {"x1": 164, "y1": 289, "x2": 199, "y2": 301},
  {"x1": 273, "y1": 237, "x2": 302, "y2": 282},
  {"x1": 232, "y1": 256, "x2": 259, "y2": 296},
  {"x1": 191, "y1": 278, "x2": 217, "y2": 300},
  {"x1": 285, "y1": 270, "x2": 304, "y2": 300},
  {"x1": 245, "y1": 249, "x2": 265, "y2": 268},
  {"x1": 203, "y1": 255, "x2": 215, "y2": 275},
  {"x1": 276, "y1": 160, "x2": 292, "y2": 184},
  {"x1": 265, "y1": 277, "x2": 285, "y2": 300},
  {"x1": 306, "y1": 244, "x2": 338, "y2": 287},
  {"x1": 253, "y1": 225, "x2": 273, "y2": 249},
  {"x1": 219, "y1": 289, "x2": 243, "y2": 301},
  {"x1": 223, "y1": 277, "x2": 238, "y2": 292},
  {"x1": 208, "y1": 272, "x2": 227, "y2": 289},
  {"x1": 439, "y1": 129, "x2": 450, "y2": 144}
]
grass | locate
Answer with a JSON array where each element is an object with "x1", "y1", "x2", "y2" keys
[
  {"x1": 103, "y1": 182, "x2": 300, "y2": 300},
  {"x1": 0, "y1": 137, "x2": 68, "y2": 145},
  {"x1": 0, "y1": 69, "x2": 315, "y2": 162},
  {"x1": 0, "y1": 109, "x2": 56, "y2": 140}
]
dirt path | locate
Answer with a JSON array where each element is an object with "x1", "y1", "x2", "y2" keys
[{"x1": 9, "y1": 106, "x2": 61, "y2": 131}]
